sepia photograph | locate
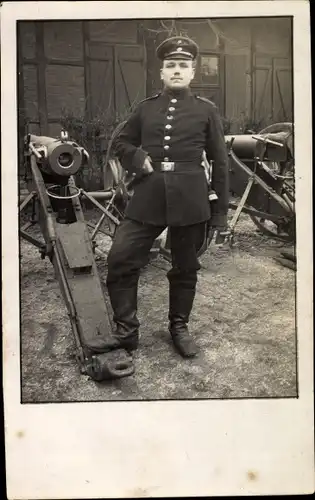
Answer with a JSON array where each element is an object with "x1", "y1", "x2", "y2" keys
[
  {"x1": 18, "y1": 15, "x2": 297, "y2": 403},
  {"x1": 2, "y1": 1, "x2": 313, "y2": 498}
]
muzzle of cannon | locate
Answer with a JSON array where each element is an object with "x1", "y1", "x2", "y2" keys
[{"x1": 25, "y1": 132, "x2": 90, "y2": 178}]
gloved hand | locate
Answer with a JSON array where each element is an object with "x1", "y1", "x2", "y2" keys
[
  {"x1": 142, "y1": 156, "x2": 154, "y2": 175},
  {"x1": 127, "y1": 156, "x2": 153, "y2": 189}
]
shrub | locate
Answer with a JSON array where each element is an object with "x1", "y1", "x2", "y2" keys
[{"x1": 59, "y1": 107, "x2": 132, "y2": 190}]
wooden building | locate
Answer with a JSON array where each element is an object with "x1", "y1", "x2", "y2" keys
[{"x1": 18, "y1": 17, "x2": 293, "y2": 187}]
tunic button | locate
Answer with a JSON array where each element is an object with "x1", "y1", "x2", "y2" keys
[
  {"x1": 170, "y1": 99, "x2": 177, "y2": 103},
  {"x1": 165, "y1": 124, "x2": 172, "y2": 129},
  {"x1": 167, "y1": 116, "x2": 173, "y2": 120},
  {"x1": 169, "y1": 107, "x2": 175, "y2": 112},
  {"x1": 164, "y1": 145, "x2": 170, "y2": 150},
  {"x1": 164, "y1": 136, "x2": 171, "y2": 141}
]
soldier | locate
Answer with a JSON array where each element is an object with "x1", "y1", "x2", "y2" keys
[{"x1": 106, "y1": 36, "x2": 230, "y2": 359}]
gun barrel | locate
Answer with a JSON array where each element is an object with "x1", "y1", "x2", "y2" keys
[
  {"x1": 225, "y1": 134, "x2": 258, "y2": 158},
  {"x1": 225, "y1": 131, "x2": 291, "y2": 162},
  {"x1": 26, "y1": 134, "x2": 88, "y2": 177}
]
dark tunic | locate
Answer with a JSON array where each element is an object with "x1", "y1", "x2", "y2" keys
[{"x1": 114, "y1": 88, "x2": 229, "y2": 227}]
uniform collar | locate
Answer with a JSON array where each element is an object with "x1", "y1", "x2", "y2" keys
[{"x1": 162, "y1": 86, "x2": 193, "y2": 100}]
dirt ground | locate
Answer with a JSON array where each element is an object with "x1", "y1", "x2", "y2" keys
[{"x1": 20, "y1": 210, "x2": 297, "y2": 402}]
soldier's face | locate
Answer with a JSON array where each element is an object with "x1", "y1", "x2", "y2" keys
[{"x1": 160, "y1": 59, "x2": 195, "y2": 89}]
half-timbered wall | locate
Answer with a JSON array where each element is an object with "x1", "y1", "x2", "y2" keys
[{"x1": 18, "y1": 18, "x2": 292, "y2": 186}]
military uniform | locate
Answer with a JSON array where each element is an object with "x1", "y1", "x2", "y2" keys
[
  {"x1": 106, "y1": 36, "x2": 230, "y2": 358},
  {"x1": 116, "y1": 88, "x2": 229, "y2": 227}
]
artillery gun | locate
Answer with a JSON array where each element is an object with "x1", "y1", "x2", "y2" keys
[
  {"x1": 225, "y1": 122, "x2": 295, "y2": 244},
  {"x1": 20, "y1": 132, "x2": 134, "y2": 381}
]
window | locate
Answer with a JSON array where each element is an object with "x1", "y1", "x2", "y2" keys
[
  {"x1": 193, "y1": 54, "x2": 220, "y2": 86},
  {"x1": 191, "y1": 53, "x2": 222, "y2": 112},
  {"x1": 199, "y1": 55, "x2": 219, "y2": 85}
]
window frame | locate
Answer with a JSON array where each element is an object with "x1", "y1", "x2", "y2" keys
[
  {"x1": 191, "y1": 50, "x2": 225, "y2": 113},
  {"x1": 195, "y1": 52, "x2": 221, "y2": 87}
]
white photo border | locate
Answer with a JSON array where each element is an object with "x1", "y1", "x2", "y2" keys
[{"x1": 2, "y1": 1, "x2": 314, "y2": 498}]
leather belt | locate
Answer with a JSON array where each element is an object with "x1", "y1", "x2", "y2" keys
[{"x1": 152, "y1": 161, "x2": 201, "y2": 172}]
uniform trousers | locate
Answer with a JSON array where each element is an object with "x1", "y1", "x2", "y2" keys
[{"x1": 106, "y1": 217, "x2": 206, "y2": 347}]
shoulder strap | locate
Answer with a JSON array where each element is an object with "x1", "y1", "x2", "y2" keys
[
  {"x1": 138, "y1": 92, "x2": 161, "y2": 104},
  {"x1": 195, "y1": 95, "x2": 215, "y2": 106}
]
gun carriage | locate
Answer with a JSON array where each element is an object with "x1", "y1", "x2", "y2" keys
[
  {"x1": 20, "y1": 133, "x2": 134, "y2": 382},
  {"x1": 20, "y1": 122, "x2": 295, "y2": 381},
  {"x1": 226, "y1": 122, "x2": 294, "y2": 244}
]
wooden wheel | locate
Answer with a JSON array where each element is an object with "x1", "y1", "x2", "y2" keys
[{"x1": 249, "y1": 122, "x2": 295, "y2": 241}]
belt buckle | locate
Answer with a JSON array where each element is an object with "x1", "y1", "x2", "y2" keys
[{"x1": 161, "y1": 161, "x2": 175, "y2": 172}]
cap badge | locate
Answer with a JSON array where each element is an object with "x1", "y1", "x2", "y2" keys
[{"x1": 177, "y1": 47, "x2": 183, "y2": 52}]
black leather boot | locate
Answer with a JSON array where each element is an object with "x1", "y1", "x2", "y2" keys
[
  {"x1": 107, "y1": 285, "x2": 140, "y2": 353},
  {"x1": 168, "y1": 287, "x2": 198, "y2": 358}
]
